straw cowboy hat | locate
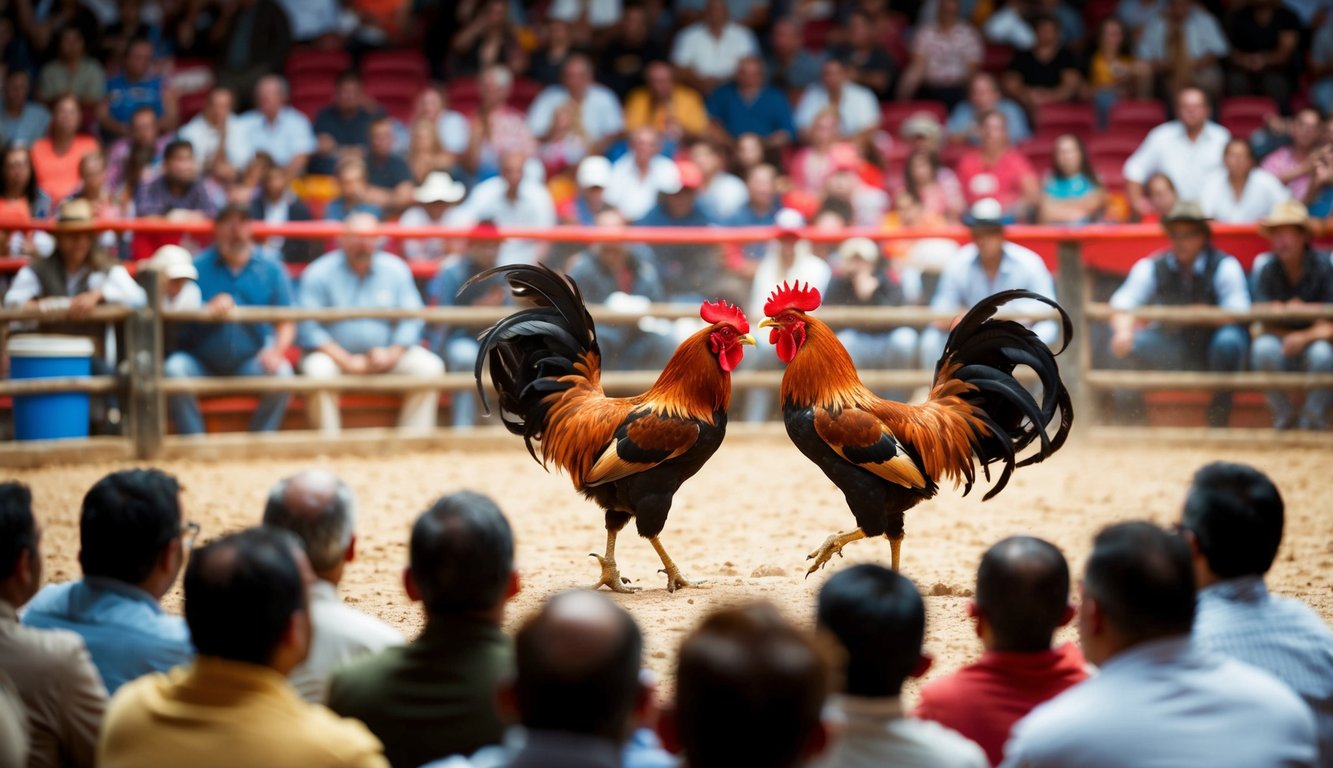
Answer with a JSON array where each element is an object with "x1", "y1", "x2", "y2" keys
[
  {"x1": 414, "y1": 172, "x2": 466, "y2": 205},
  {"x1": 1258, "y1": 199, "x2": 1313, "y2": 237},
  {"x1": 52, "y1": 199, "x2": 97, "y2": 232},
  {"x1": 1162, "y1": 201, "x2": 1212, "y2": 226}
]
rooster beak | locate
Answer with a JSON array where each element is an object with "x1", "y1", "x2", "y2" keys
[
  {"x1": 759, "y1": 319, "x2": 777, "y2": 329},
  {"x1": 739, "y1": 334, "x2": 756, "y2": 346}
]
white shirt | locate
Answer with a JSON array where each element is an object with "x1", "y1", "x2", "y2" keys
[
  {"x1": 1122, "y1": 121, "x2": 1230, "y2": 202},
  {"x1": 527, "y1": 85, "x2": 625, "y2": 143},
  {"x1": 277, "y1": 0, "x2": 342, "y2": 40},
  {"x1": 813, "y1": 696, "x2": 988, "y2": 768},
  {"x1": 931, "y1": 241, "x2": 1060, "y2": 346},
  {"x1": 229, "y1": 107, "x2": 318, "y2": 168},
  {"x1": 1001, "y1": 637, "x2": 1318, "y2": 768},
  {"x1": 546, "y1": 0, "x2": 623, "y2": 28},
  {"x1": 459, "y1": 177, "x2": 557, "y2": 266},
  {"x1": 794, "y1": 82, "x2": 881, "y2": 136},
  {"x1": 288, "y1": 579, "x2": 404, "y2": 705},
  {"x1": 1199, "y1": 168, "x2": 1291, "y2": 223},
  {"x1": 698, "y1": 172, "x2": 749, "y2": 221},
  {"x1": 984, "y1": 6, "x2": 1035, "y2": 49},
  {"x1": 162, "y1": 280, "x2": 202, "y2": 311},
  {"x1": 179, "y1": 112, "x2": 246, "y2": 172},
  {"x1": 1136, "y1": 6, "x2": 1230, "y2": 61},
  {"x1": 749, "y1": 242, "x2": 832, "y2": 321},
  {"x1": 607, "y1": 155, "x2": 679, "y2": 222},
  {"x1": 437, "y1": 111, "x2": 471, "y2": 154},
  {"x1": 4, "y1": 263, "x2": 146, "y2": 308},
  {"x1": 670, "y1": 22, "x2": 759, "y2": 81},
  {"x1": 399, "y1": 204, "x2": 465, "y2": 261}
]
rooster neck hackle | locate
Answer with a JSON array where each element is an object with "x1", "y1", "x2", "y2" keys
[
  {"x1": 779, "y1": 315, "x2": 876, "y2": 409},
  {"x1": 640, "y1": 326, "x2": 732, "y2": 421}
]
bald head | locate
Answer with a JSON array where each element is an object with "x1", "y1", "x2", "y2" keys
[
  {"x1": 976, "y1": 536, "x2": 1071, "y2": 652},
  {"x1": 263, "y1": 470, "x2": 356, "y2": 575}
]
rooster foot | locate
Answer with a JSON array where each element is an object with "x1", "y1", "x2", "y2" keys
[
  {"x1": 590, "y1": 554, "x2": 640, "y2": 593},
  {"x1": 804, "y1": 529, "x2": 869, "y2": 577},
  {"x1": 660, "y1": 567, "x2": 710, "y2": 594}
]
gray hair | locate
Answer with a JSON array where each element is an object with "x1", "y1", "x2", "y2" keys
[
  {"x1": 262, "y1": 470, "x2": 356, "y2": 573},
  {"x1": 483, "y1": 64, "x2": 513, "y2": 92}
]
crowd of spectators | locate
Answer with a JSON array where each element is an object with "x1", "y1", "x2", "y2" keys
[{"x1": 0, "y1": 459, "x2": 1329, "y2": 767}]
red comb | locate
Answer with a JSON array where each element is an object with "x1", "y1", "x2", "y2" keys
[
  {"x1": 764, "y1": 281, "x2": 823, "y2": 317},
  {"x1": 699, "y1": 299, "x2": 749, "y2": 333}
]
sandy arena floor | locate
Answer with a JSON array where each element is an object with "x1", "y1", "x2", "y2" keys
[{"x1": 11, "y1": 436, "x2": 1333, "y2": 701}]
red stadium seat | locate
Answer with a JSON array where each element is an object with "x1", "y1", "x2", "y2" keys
[
  {"x1": 880, "y1": 100, "x2": 949, "y2": 135},
  {"x1": 1022, "y1": 136, "x2": 1057, "y2": 175},
  {"x1": 178, "y1": 89, "x2": 209, "y2": 123},
  {"x1": 1035, "y1": 103, "x2": 1095, "y2": 139},
  {"x1": 1223, "y1": 115, "x2": 1266, "y2": 139},
  {"x1": 1088, "y1": 134, "x2": 1140, "y2": 168},
  {"x1": 1220, "y1": 96, "x2": 1278, "y2": 122},
  {"x1": 803, "y1": 19, "x2": 836, "y2": 51},
  {"x1": 446, "y1": 77, "x2": 479, "y2": 103},
  {"x1": 982, "y1": 44, "x2": 1013, "y2": 73},
  {"x1": 362, "y1": 50, "x2": 428, "y2": 80},
  {"x1": 285, "y1": 49, "x2": 351, "y2": 80},
  {"x1": 366, "y1": 79, "x2": 420, "y2": 122},
  {"x1": 509, "y1": 78, "x2": 543, "y2": 111},
  {"x1": 1106, "y1": 99, "x2": 1166, "y2": 134},
  {"x1": 1094, "y1": 159, "x2": 1126, "y2": 190}
]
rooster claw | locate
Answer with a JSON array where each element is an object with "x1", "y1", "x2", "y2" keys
[
  {"x1": 590, "y1": 554, "x2": 639, "y2": 593},
  {"x1": 659, "y1": 567, "x2": 709, "y2": 594}
]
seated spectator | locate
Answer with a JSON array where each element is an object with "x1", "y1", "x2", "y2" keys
[
  {"x1": 37, "y1": 25, "x2": 105, "y2": 111},
  {"x1": 537, "y1": 102, "x2": 590, "y2": 178},
  {"x1": 400, "y1": 172, "x2": 467, "y2": 261},
  {"x1": 325, "y1": 158, "x2": 384, "y2": 222},
  {"x1": 1262, "y1": 108, "x2": 1324, "y2": 201},
  {"x1": 563, "y1": 155, "x2": 613, "y2": 225},
  {"x1": 790, "y1": 112, "x2": 853, "y2": 195},
  {"x1": 1312, "y1": 17, "x2": 1333, "y2": 117},
  {"x1": 310, "y1": 71, "x2": 383, "y2": 177},
  {"x1": 98, "y1": 527, "x2": 389, "y2": 768},
  {"x1": 298, "y1": 213, "x2": 446, "y2": 435},
  {"x1": 262, "y1": 470, "x2": 404, "y2": 703},
  {"x1": 148, "y1": 244, "x2": 202, "y2": 312},
  {"x1": 671, "y1": 0, "x2": 759, "y2": 94},
  {"x1": 1083, "y1": 17, "x2": 1149, "y2": 130},
  {"x1": 1139, "y1": 171, "x2": 1178, "y2": 223},
  {"x1": 449, "y1": 0, "x2": 523, "y2": 79},
  {"x1": 0, "y1": 69, "x2": 50, "y2": 145},
  {"x1": 1136, "y1": 0, "x2": 1228, "y2": 102},
  {"x1": 178, "y1": 87, "x2": 244, "y2": 188},
  {"x1": 1003, "y1": 16, "x2": 1082, "y2": 113},
  {"x1": 363, "y1": 117, "x2": 415, "y2": 216},
  {"x1": 794, "y1": 59, "x2": 880, "y2": 144},
  {"x1": 896, "y1": 149, "x2": 966, "y2": 227},
  {"x1": 548, "y1": 0, "x2": 624, "y2": 40},
  {"x1": 636, "y1": 162, "x2": 738, "y2": 303},
  {"x1": 230, "y1": 75, "x2": 317, "y2": 178},
  {"x1": 668, "y1": 602, "x2": 830, "y2": 768},
  {"x1": 1106, "y1": 201, "x2": 1249, "y2": 426},
  {"x1": 895, "y1": 0, "x2": 983, "y2": 108},
  {"x1": 946, "y1": 72, "x2": 1032, "y2": 147},
  {"x1": 407, "y1": 116, "x2": 457, "y2": 186},
  {"x1": 31, "y1": 94, "x2": 99, "y2": 202},
  {"x1": 607, "y1": 127, "x2": 678, "y2": 224},
  {"x1": 916, "y1": 536, "x2": 1088, "y2": 765},
  {"x1": 458, "y1": 69, "x2": 532, "y2": 182},
  {"x1": 822, "y1": 156, "x2": 890, "y2": 227},
  {"x1": 458, "y1": 149, "x2": 556, "y2": 267},
  {"x1": 955, "y1": 111, "x2": 1040, "y2": 220},
  {"x1": 1000, "y1": 522, "x2": 1318, "y2": 767},
  {"x1": 529, "y1": 55, "x2": 625, "y2": 157},
  {"x1": 106, "y1": 106, "x2": 169, "y2": 199},
  {"x1": 691, "y1": 139, "x2": 748, "y2": 221},
  {"x1": 0, "y1": 482, "x2": 105, "y2": 768},
  {"x1": 411, "y1": 88, "x2": 469, "y2": 170},
  {"x1": 1116, "y1": 0, "x2": 1163, "y2": 37},
  {"x1": 597, "y1": 3, "x2": 670, "y2": 98},
  {"x1": 725, "y1": 162, "x2": 780, "y2": 268},
  {"x1": 705, "y1": 56, "x2": 796, "y2": 149},
  {"x1": 22, "y1": 469, "x2": 193, "y2": 694},
  {"x1": 133, "y1": 140, "x2": 218, "y2": 222},
  {"x1": 277, "y1": 0, "x2": 343, "y2": 44},
  {"x1": 99, "y1": 36, "x2": 176, "y2": 139},
  {"x1": 830, "y1": 10, "x2": 896, "y2": 99},
  {"x1": 1200, "y1": 137, "x2": 1290, "y2": 223},
  {"x1": 1038, "y1": 134, "x2": 1105, "y2": 225},
  {"x1": 165, "y1": 205, "x2": 295, "y2": 435},
  {"x1": 901, "y1": 112, "x2": 947, "y2": 157},
  {"x1": 1122, "y1": 87, "x2": 1229, "y2": 218},
  {"x1": 1224, "y1": 0, "x2": 1299, "y2": 112},
  {"x1": 1249, "y1": 201, "x2": 1333, "y2": 430},
  {"x1": 0, "y1": 143, "x2": 53, "y2": 226},
  {"x1": 200, "y1": 0, "x2": 292, "y2": 111},
  {"x1": 624, "y1": 61, "x2": 709, "y2": 148},
  {"x1": 250, "y1": 162, "x2": 317, "y2": 264},
  {"x1": 767, "y1": 17, "x2": 826, "y2": 99},
  {"x1": 72, "y1": 151, "x2": 128, "y2": 247},
  {"x1": 1180, "y1": 462, "x2": 1333, "y2": 756},
  {"x1": 527, "y1": 18, "x2": 583, "y2": 87},
  {"x1": 328, "y1": 492, "x2": 519, "y2": 768},
  {"x1": 824, "y1": 238, "x2": 919, "y2": 400}
]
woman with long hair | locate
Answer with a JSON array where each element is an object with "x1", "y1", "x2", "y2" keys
[
  {"x1": 1200, "y1": 138, "x2": 1291, "y2": 223},
  {"x1": 1082, "y1": 17, "x2": 1149, "y2": 130},
  {"x1": 896, "y1": 149, "x2": 965, "y2": 226},
  {"x1": 0, "y1": 143, "x2": 52, "y2": 221},
  {"x1": 1039, "y1": 134, "x2": 1106, "y2": 224},
  {"x1": 407, "y1": 117, "x2": 456, "y2": 184},
  {"x1": 30, "y1": 94, "x2": 99, "y2": 201}
]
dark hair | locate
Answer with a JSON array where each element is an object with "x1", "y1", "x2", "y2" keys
[
  {"x1": 410, "y1": 491, "x2": 514, "y2": 615},
  {"x1": 185, "y1": 527, "x2": 307, "y2": 665},
  {"x1": 79, "y1": 469, "x2": 182, "y2": 585},
  {"x1": 513, "y1": 591, "x2": 643, "y2": 740},
  {"x1": 335, "y1": 69, "x2": 361, "y2": 87},
  {"x1": 1031, "y1": 13, "x2": 1059, "y2": 33},
  {"x1": 263, "y1": 471, "x2": 356, "y2": 573},
  {"x1": 129, "y1": 105, "x2": 158, "y2": 126},
  {"x1": 1145, "y1": 171, "x2": 1176, "y2": 194},
  {"x1": 1051, "y1": 134, "x2": 1101, "y2": 187},
  {"x1": 0, "y1": 482, "x2": 36, "y2": 579},
  {"x1": 1096, "y1": 16, "x2": 1131, "y2": 58},
  {"x1": 902, "y1": 149, "x2": 942, "y2": 202},
  {"x1": 1181, "y1": 462, "x2": 1284, "y2": 578},
  {"x1": 976, "y1": 536, "x2": 1071, "y2": 651},
  {"x1": 1224, "y1": 137, "x2": 1255, "y2": 168},
  {"x1": 126, "y1": 35, "x2": 153, "y2": 52},
  {"x1": 163, "y1": 139, "x2": 194, "y2": 162},
  {"x1": 2, "y1": 143, "x2": 40, "y2": 208},
  {"x1": 1084, "y1": 521, "x2": 1195, "y2": 641},
  {"x1": 817, "y1": 564, "x2": 924, "y2": 697},
  {"x1": 675, "y1": 603, "x2": 830, "y2": 768}
]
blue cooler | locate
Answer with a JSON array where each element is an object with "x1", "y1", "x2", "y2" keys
[{"x1": 8, "y1": 335, "x2": 95, "y2": 441}]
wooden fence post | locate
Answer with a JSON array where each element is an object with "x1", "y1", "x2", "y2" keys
[
  {"x1": 1057, "y1": 240, "x2": 1094, "y2": 434},
  {"x1": 127, "y1": 272, "x2": 164, "y2": 460}
]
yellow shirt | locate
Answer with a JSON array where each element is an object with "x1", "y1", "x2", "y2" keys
[
  {"x1": 623, "y1": 85, "x2": 709, "y2": 137},
  {"x1": 98, "y1": 657, "x2": 389, "y2": 768}
]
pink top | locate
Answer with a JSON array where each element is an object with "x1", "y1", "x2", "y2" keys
[
  {"x1": 912, "y1": 22, "x2": 984, "y2": 87},
  {"x1": 956, "y1": 148, "x2": 1036, "y2": 211},
  {"x1": 1259, "y1": 146, "x2": 1312, "y2": 201}
]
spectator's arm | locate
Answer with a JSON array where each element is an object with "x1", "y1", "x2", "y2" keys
[
  {"x1": 1214, "y1": 256, "x2": 1251, "y2": 312},
  {"x1": 1267, "y1": 29, "x2": 1299, "y2": 68},
  {"x1": 1121, "y1": 133, "x2": 1159, "y2": 215},
  {"x1": 96, "y1": 100, "x2": 128, "y2": 138},
  {"x1": 159, "y1": 83, "x2": 180, "y2": 132},
  {"x1": 3, "y1": 267, "x2": 42, "y2": 307},
  {"x1": 100, "y1": 266, "x2": 147, "y2": 307},
  {"x1": 895, "y1": 54, "x2": 927, "y2": 101}
]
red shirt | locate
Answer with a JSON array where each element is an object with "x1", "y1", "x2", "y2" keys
[
  {"x1": 955, "y1": 148, "x2": 1035, "y2": 212},
  {"x1": 915, "y1": 643, "x2": 1089, "y2": 766}
]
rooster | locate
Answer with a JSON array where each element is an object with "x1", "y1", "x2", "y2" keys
[
  {"x1": 467, "y1": 264, "x2": 755, "y2": 592},
  {"x1": 760, "y1": 282, "x2": 1073, "y2": 574}
]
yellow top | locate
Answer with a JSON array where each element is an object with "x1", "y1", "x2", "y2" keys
[
  {"x1": 623, "y1": 85, "x2": 709, "y2": 137},
  {"x1": 1088, "y1": 51, "x2": 1134, "y2": 89}
]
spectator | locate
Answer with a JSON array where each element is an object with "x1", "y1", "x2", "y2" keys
[
  {"x1": 636, "y1": 161, "x2": 736, "y2": 303},
  {"x1": 0, "y1": 482, "x2": 105, "y2": 768},
  {"x1": 946, "y1": 72, "x2": 1032, "y2": 147},
  {"x1": 132, "y1": 140, "x2": 218, "y2": 224},
  {"x1": 536, "y1": 102, "x2": 590, "y2": 178},
  {"x1": 449, "y1": 0, "x2": 523, "y2": 79},
  {"x1": 1106, "y1": 201, "x2": 1249, "y2": 426},
  {"x1": 671, "y1": 0, "x2": 759, "y2": 93},
  {"x1": 916, "y1": 536, "x2": 1088, "y2": 766},
  {"x1": 1139, "y1": 171, "x2": 1178, "y2": 222},
  {"x1": 767, "y1": 17, "x2": 826, "y2": 99},
  {"x1": 230, "y1": 76, "x2": 317, "y2": 178},
  {"x1": 1000, "y1": 522, "x2": 1318, "y2": 767},
  {"x1": 412, "y1": 88, "x2": 469, "y2": 170},
  {"x1": 408, "y1": 116, "x2": 457, "y2": 185},
  {"x1": 896, "y1": 0, "x2": 983, "y2": 108},
  {"x1": 147, "y1": 244, "x2": 202, "y2": 312},
  {"x1": 730, "y1": 131, "x2": 770, "y2": 179},
  {"x1": 328, "y1": 491, "x2": 519, "y2": 768},
  {"x1": 624, "y1": 61, "x2": 709, "y2": 147},
  {"x1": 896, "y1": 149, "x2": 966, "y2": 227},
  {"x1": 22, "y1": 468, "x2": 193, "y2": 694},
  {"x1": 564, "y1": 155, "x2": 613, "y2": 225},
  {"x1": 1200, "y1": 137, "x2": 1290, "y2": 223},
  {"x1": 1224, "y1": 0, "x2": 1300, "y2": 112},
  {"x1": 824, "y1": 238, "x2": 920, "y2": 401},
  {"x1": 37, "y1": 25, "x2": 105, "y2": 110},
  {"x1": 1003, "y1": 16, "x2": 1082, "y2": 113},
  {"x1": 311, "y1": 71, "x2": 383, "y2": 177},
  {"x1": 725, "y1": 162, "x2": 781, "y2": 267},
  {"x1": 691, "y1": 139, "x2": 748, "y2": 221},
  {"x1": 179, "y1": 87, "x2": 245, "y2": 187},
  {"x1": 458, "y1": 149, "x2": 556, "y2": 266},
  {"x1": 401, "y1": 172, "x2": 467, "y2": 261},
  {"x1": 794, "y1": 59, "x2": 880, "y2": 144},
  {"x1": 822, "y1": 156, "x2": 890, "y2": 227},
  {"x1": 30, "y1": 94, "x2": 98, "y2": 202},
  {"x1": 276, "y1": 0, "x2": 343, "y2": 44},
  {"x1": 0, "y1": 677, "x2": 25, "y2": 768},
  {"x1": 202, "y1": 0, "x2": 292, "y2": 110},
  {"x1": 0, "y1": 143, "x2": 52, "y2": 225},
  {"x1": 1122, "y1": 87, "x2": 1229, "y2": 218},
  {"x1": 668, "y1": 602, "x2": 830, "y2": 768},
  {"x1": 0, "y1": 69, "x2": 50, "y2": 145},
  {"x1": 607, "y1": 127, "x2": 679, "y2": 222},
  {"x1": 1136, "y1": 0, "x2": 1228, "y2": 102},
  {"x1": 597, "y1": 4, "x2": 670, "y2": 98},
  {"x1": 955, "y1": 111, "x2": 1040, "y2": 219},
  {"x1": 99, "y1": 36, "x2": 176, "y2": 139},
  {"x1": 349, "y1": 0, "x2": 412, "y2": 49},
  {"x1": 165, "y1": 205, "x2": 295, "y2": 435},
  {"x1": 529, "y1": 55, "x2": 625, "y2": 157},
  {"x1": 299, "y1": 213, "x2": 446, "y2": 435},
  {"x1": 363, "y1": 117, "x2": 415, "y2": 216},
  {"x1": 1312, "y1": 18, "x2": 1333, "y2": 117},
  {"x1": 831, "y1": 10, "x2": 896, "y2": 98},
  {"x1": 547, "y1": 0, "x2": 624, "y2": 39},
  {"x1": 1249, "y1": 201, "x2": 1333, "y2": 430},
  {"x1": 1116, "y1": 0, "x2": 1164, "y2": 37},
  {"x1": 72, "y1": 151, "x2": 126, "y2": 243},
  {"x1": 106, "y1": 106, "x2": 168, "y2": 199},
  {"x1": 1180, "y1": 462, "x2": 1333, "y2": 757},
  {"x1": 250, "y1": 162, "x2": 317, "y2": 263},
  {"x1": 1083, "y1": 17, "x2": 1149, "y2": 130},
  {"x1": 900, "y1": 112, "x2": 946, "y2": 156},
  {"x1": 790, "y1": 112, "x2": 854, "y2": 195},
  {"x1": 97, "y1": 528, "x2": 389, "y2": 768},
  {"x1": 1262, "y1": 108, "x2": 1324, "y2": 201},
  {"x1": 263, "y1": 470, "x2": 405, "y2": 703},
  {"x1": 1039, "y1": 134, "x2": 1105, "y2": 225},
  {"x1": 527, "y1": 19, "x2": 583, "y2": 87},
  {"x1": 705, "y1": 56, "x2": 796, "y2": 149},
  {"x1": 325, "y1": 158, "x2": 384, "y2": 222}
]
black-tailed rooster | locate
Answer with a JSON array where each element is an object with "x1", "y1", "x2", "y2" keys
[
  {"x1": 761, "y1": 282, "x2": 1073, "y2": 574},
  {"x1": 467, "y1": 264, "x2": 755, "y2": 592}
]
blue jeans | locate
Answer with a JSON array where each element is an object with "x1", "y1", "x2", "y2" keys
[
  {"x1": 443, "y1": 337, "x2": 482, "y2": 428},
  {"x1": 164, "y1": 351, "x2": 292, "y2": 435},
  {"x1": 1112, "y1": 325, "x2": 1249, "y2": 427},
  {"x1": 1251, "y1": 334, "x2": 1333, "y2": 428}
]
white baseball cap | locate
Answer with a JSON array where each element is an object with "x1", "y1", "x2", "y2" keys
[
  {"x1": 577, "y1": 156, "x2": 612, "y2": 189},
  {"x1": 150, "y1": 244, "x2": 197, "y2": 280}
]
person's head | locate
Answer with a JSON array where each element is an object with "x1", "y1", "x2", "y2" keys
[
  {"x1": 405, "y1": 491, "x2": 518, "y2": 619},
  {"x1": 810, "y1": 110, "x2": 838, "y2": 149},
  {"x1": 467, "y1": 221, "x2": 502, "y2": 267},
  {"x1": 333, "y1": 70, "x2": 363, "y2": 114},
  {"x1": 1260, "y1": 199, "x2": 1313, "y2": 261},
  {"x1": 1052, "y1": 134, "x2": 1097, "y2": 184},
  {"x1": 630, "y1": 127, "x2": 661, "y2": 166},
  {"x1": 1166, "y1": 0, "x2": 1191, "y2": 22},
  {"x1": 509, "y1": 590, "x2": 647, "y2": 742},
  {"x1": 78, "y1": 150, "x2": 105, "y2": 193},
  {"x1": 340, "y1": 211, "x2": 381, "y2": 273},
  {"x1": 969, "y1": 72, "x2": 1001, "y2": 111},
  {"x1": 163, "y1": 139, "x2": 196, "y2": 187},
  {"x1": 704, "y1": 0, "x2": 730, "y2": 29},
  {"x1": 938, "y1": 0, "x2": 961, "y2": 24},
  {"x1": 205, "y1": 86, "x2": 234, "y2": 123},
  {"x1": 690, "y1": 140, "x2": 723, "y2": 179},
  {"x1": 746, "y1": 163, "x2": 777, "y2": 207},
  {"x1": 817, "y1": 564, "x2": 928, "y2": 698},
  {"x1": 620, "y1": 2, "x2": 648, "y2": 40},
  {"x1": 735, "y1": 56, "x2": 765, "y2": 91},
  {"x1": 52, "y1": 198, "x2": 97, "y2": 267},
  {"x1": 214, "y1": 204, "x2": 253, "y2": 257},
  {"x1": 1032, "y1": 14, "x2": 1060, "y2": 47},
  {"x1": 499, "y1": 149, "x2": 526, "y2": 189},
  {"x1": 128, "y1": 106, "x2": 159, "y2": 149},
  {"x1": 2, "y1": 143, "x2": 35, "y2": 201},
  {"x1": 368, "y1": 116, "x2": 395, "y2": 159},
  {"x1": 1145, "y1": 172, "x2": 1177, "y2": 217},
  {"x1": 79, "y1": 469, "x2": 185, "y2": 600},
  {"x1": 480, "y1": 65, "x2": 513, "y2": 108},
  {"x1": 594, "y1": 209, "x2": 629, "y2": 265},
  {"x1": 1290, "y1": 108, "x2": 1323, "y2": 152},
  {"x1": 51, "y1": 94, "x2": 81, "y2": 138},
  {"x1": 336, "y1": 157, "x2": 369, "y2": 202},
  {"x1": 410, "y1": 116, "x2": 443, "y2": 157},
  {"x1": 561, "y1": 54, "x2": 594, "y2": 98},
  {"x1": 847, "y1": 10, "x2": 874, "y2": 47},
  {"x1": 254, "y1": 75, "x2": 288, "y2": 118},
  {"x1": 1175, "y1": 87, "x2": 1209, "y2": 132},
  {"x1": 3, "y1": 69, "x2": 29, "y2": 111},
  {"x1": 645, "y1": 60, "x2": 675, "y2": 100},
  {"x1": 771, "y1": 18, "x2": 802, "y2": 56},
  {"x1": 820, "y1": 58, "x2": 847, "y2": 95},
  {"x1": 414, "y1": 87, "x2": 445, "y2": 122},
  {"x1": 972, "y1": 536, "x2": 1074, "y2": 652},
  {"x1": 903, "y1": 149, "x2": 940, "y2": 198},
  {"x1": 1222, "y1": 137, "x2": 1255, "y2": 180},
  {"x1": 1180, "y1": 462, "x2": 1284, "y2": 586},
  {"x1": 810, "y1": 207, "x2": 848, "y2": 258},
  {"x1": 185, "y1": 527, "x2": 311, "y2": 674},
  {"x1": 1078, "y1": 521, "x2": 1195, "y2": 665},
  {"x1": 58, "y1": 25, "x2": 86, "y2": 61},
  {"x1": 735, "y1": 131, "x2": 766, "y2": 170},
  {"x1": 0, "y1": 483, "x2": 41, "y2": 608},
  {"x1": 1163, "y1": 201, "x2": 1210, "y2": 260},
  {"x1": 263, "y1": 469, "x2": 357, "y2": 583},
  {"x1": 978, "y1": 109, "x2": 1009, "y2": 152},
  {"x1": 670, "y1": 603, "x2": 830, "y2": 768},
  {"x1": 1097, "y1": 16, "x2": 1129, "y2": 56},
  {"x1": 123, "y1": 36, "x2": 154, "y2": 80},
  {"x1": 262, "y1": 162, "x2": 290, "y2": 201},
  {"x1": 662, "y1": 162, "x2": 701, "y2": 218}
]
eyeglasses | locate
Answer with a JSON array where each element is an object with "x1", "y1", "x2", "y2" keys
[{"x1": 181, "y1": 521, "x2": 201, "y2": 550}]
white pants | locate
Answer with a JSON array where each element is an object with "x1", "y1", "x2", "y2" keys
[{"x1": 302, "y1": 346, "x2": 446, "y2": 434}]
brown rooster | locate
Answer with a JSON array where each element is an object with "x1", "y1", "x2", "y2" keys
[
  {"x1": 468, "y1": 264, "x2": 755, "y2": 592},
  {"x1": 760, "y1": 282, "x2": 1073, "y2": 574}
]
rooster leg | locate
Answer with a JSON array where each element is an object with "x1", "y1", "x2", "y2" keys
[
  {"x1": 590, "y1": 529, "x2": 640, "y2": 593},
  {"x1": 649, "y1": 536, "x2": 708, "y2": 593},
  {"x1": 889, "y1": 535, "x2": 903, "y2": 572},
  {"x1": 805, "y1": 529, "x2": 869, "y2": 577}
]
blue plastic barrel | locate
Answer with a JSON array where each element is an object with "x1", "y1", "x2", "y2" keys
[{"x1": 8, "y1": 335, "x2": 95, "y2": 440}]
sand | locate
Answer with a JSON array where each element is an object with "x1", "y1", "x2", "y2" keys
[{"x1": 12, "y1": 435, "x2": 1333, "y2": 701}]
